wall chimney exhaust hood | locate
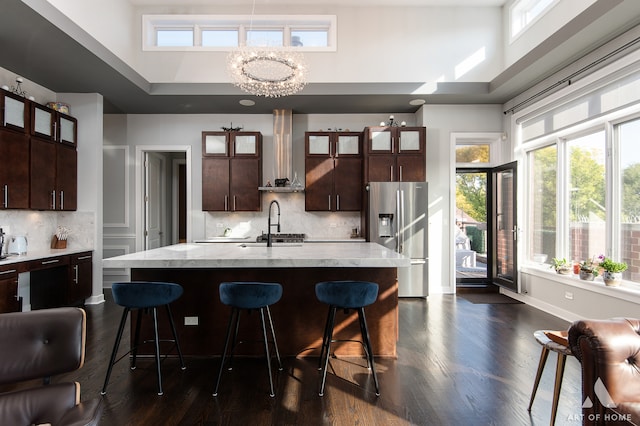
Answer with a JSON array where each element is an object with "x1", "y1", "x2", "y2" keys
[{"x1": 259, "y1": 109, "x2": 304, "y2": 192}]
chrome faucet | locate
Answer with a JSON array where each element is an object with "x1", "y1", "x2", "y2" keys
[{"x1": 267, "y1": 200, "x2": 281, "y2": 247}]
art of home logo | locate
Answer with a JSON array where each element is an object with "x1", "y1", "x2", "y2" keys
[{"x1": 567, "y1": 378, "x2": 632, "y2": 422}]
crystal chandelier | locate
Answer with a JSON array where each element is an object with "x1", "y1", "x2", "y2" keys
[{"x1": 227, "y1": 45, "x2": 307, "y2": 98}]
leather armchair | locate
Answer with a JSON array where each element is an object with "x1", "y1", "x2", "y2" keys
[
  {"x1": 568, "y1": 318, "x2": 640, "y2": 426},
  {"x1": 0, "y1": 307, "x2": 103, "y2": 426}
]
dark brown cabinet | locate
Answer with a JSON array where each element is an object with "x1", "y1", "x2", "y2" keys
[
  {"x1": 30, "y1": 138, "x2": 77, "y2": 210},
  {"x1": 202, "y1": 131, "x2": 262, "y2": 212},
  {"x1": 0, "y1": 267, "x2": 20, "y2": 313},
  {"x1": 364, "y1": 126, "x2": 426, "y2": 182},
  {"x1": 68, "y1": 252, "x2": 92, "y2": 305},
  {"x1": 305, "y1": 131, "x2": 363, "y2": 211},
  {"x1": 0, "y1": 89, "x2": 29, "y2": 134},
  {"x1": 0, "y1": 129, "x2": 30, "y2": 209},
  {"x1": 30, "y1": 103, "x2": 77, "y2": 147}
]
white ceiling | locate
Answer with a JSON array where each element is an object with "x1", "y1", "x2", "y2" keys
[{"x1": 128, "y1": 0, "x2": 507, "y2": 6}]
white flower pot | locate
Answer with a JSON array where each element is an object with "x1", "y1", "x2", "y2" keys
[{"x1": 603, "y1": 271, "x2": 622, "y2": 287}]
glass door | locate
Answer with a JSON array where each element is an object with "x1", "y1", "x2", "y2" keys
[
  {"x1": 492, "y1": 162, "x2": 518, "y2": 292},
  {"x1": 455, "y1": 170, "x2": 489, "y2": 284}
]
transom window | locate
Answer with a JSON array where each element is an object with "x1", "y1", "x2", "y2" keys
[
  {"x1": 143, "y1": 15, "x2": 336, "y2": 51},
  {"x1": 510, "y1": 0, "x2": 558, "y2": 40}
]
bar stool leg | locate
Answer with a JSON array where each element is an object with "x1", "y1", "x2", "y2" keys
[
  {"x1": 165, "y1": 304, "x2": 186, "y2": 370},
  {"x1": 259, "y1": 307, "x2": 276, "y2": 397},
  {"x1": 358, "y1": 307, "x2": 380, "y2": 396},
  {"x1": 213, "y1": 308, "x2": 238, "y2": 396},
  {"x1": 528, "y1": 346, "x2": 550, "y2": 411},
  {"x1": 550, "y1": 353, "x2": 567, "y2": 426},
  {"x1": 131, "y1": 308, "x2": 143, "y2": 370},
  {"x1": 265, "y1": 305, "x2": 282, "y2": 370},
  {"x1": 319, "y1": 306, "x2": 337, "y2": 397},
  {"x1": 318, "y1": 306, "x2": 333, "y2": 370},
  {"x1": 101, "y1": 308, "x2": 130, "y2": 395},
  {"x1": 152, "y1": 307, "x2": 164, "y2": 396}
]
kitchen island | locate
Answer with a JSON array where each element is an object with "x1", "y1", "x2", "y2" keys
[{"x1": 103, "y1": 242, "x2": 408, "y2": 357}]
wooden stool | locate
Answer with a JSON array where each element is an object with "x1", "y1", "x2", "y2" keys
[{"x1": 528, "y1": 330, "x2": 573, "y2": 425}]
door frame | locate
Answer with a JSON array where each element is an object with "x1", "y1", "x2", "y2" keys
[{"x1": 135, "y1": 146, "x2": 192, "y2": 252}]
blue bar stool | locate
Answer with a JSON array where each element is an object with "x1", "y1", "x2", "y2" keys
[
  {"x1": 101, "y1": 281, "x2": 186, "y2": 396},
  {"x1": 213, "y1": 282, "x2": 283, "y2": 398},
  {"x1": 315, "y1": 280, "x2": 380, "y2": 396}
]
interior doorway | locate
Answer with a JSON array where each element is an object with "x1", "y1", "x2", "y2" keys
[{"x1": 136, "y1": 146, "x2": 191, "y2": 251}]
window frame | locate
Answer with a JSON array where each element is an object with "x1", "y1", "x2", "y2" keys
[
  {"x1": 143, "y1": 14, "x2": 337, "y2": 52},
  {"x1": 509, "y1": 0, "x2": 559, "y2": 42}
]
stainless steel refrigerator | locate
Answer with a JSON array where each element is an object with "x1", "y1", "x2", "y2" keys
[{"x1": 368, "y1": 182, "x2": 428, "y2": 297}]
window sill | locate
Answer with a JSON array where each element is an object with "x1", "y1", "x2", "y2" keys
[{"x1": 522, "y1": 264, "x2": 640, "y2": 305}]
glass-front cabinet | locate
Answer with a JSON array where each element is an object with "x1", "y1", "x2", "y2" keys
[
  {"x1": 305, "y1": 131, "x2": 363, "y2": 211},
  {"x1": 364, "y1": 126, "x2": 426, "y2": 182},
  {"x1": 0, "y1": 89, "x2": 28, "y2": 133}
]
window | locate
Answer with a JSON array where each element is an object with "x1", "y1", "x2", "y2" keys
[
  {"x1": 510, "y1": 0, "x2": 558, "y2": 39},
  {"x1": 143, "y1": 15, "x2": 336, "y2": 51},
  {"x1": 567, "y1": 132, "x2": 606, "y2": 263},
  {"x1": 528, "y1": 144, "x2": 557, "y2": 262},
  {"x1": 619, "y1": 118, "x2": 640, "y2": 282}
]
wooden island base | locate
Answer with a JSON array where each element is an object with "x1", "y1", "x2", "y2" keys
[{"x1": 131, "y1": 267, "x2": 398, "y2": 358}]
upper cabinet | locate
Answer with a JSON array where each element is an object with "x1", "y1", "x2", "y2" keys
[
  {"x1": 305, "y1": 131, "x2": 363, "y2": 212},
  {"x1": 202, "y1": 131, "x2": 262, "y2": 212},
  {"x1": 364, "y1": 126, "x2": 426, "y2": 182},
  {"x1": 0, "y1": 89, "x2": 29, "y2": 134},
  {"x1": 31, "y1": 103, "x2": 77, "y2": 147}
]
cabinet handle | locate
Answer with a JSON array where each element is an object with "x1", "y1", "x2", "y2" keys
[
  {"x1": 390, "y1": 166, "x2": 394, "y2": 181},
  {"x1": 3, "y1": 184, "x2": 7, "y2": 208},
  {"x1": 224, "y1": 195, "x2": 228, "y2": 211},
  {"x1": 336, "y1": 194, "x2": 340, "y2": 211},
  {"x1": 53, "y1": 121, "x2": 57, "y2": 141},
  {"x1": 41, "y1": 259, "x2": 59, "y2": 265},
  {"x1": 233, "y1": 195, "x2": 237, "y2": 211},
  {"x1": 52, "y1": 190, "x2": 56, "y2": 210},
  {"x1": 77, "y1": 255, "x2": 92, "y2": 261},
  {"x1": 328, "y1": 195, "x2": 331, "y2": 211},
  {"x1": 60, "y1": 190, "x2": 64, "y2": 210},
  {"x1": 399, "y1": 166, "x2": 403, "y2": 182},
  {"x1": 73, "y1": 264, "x2": 78, "y2": 283},
  {"x1": 0, "y1": 269, "x2": 17, "y2": 275}
]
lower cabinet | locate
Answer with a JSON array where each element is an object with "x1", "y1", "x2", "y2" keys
[
  {"x1": 0, "y1": 251, "x2": 93, "y2": 311},
  {"x1": 68, "y1": 252, "x2": 92, "y2": 305},
  {"x1": 0, "y1": 267, "x2": 20, "y2": 313}
]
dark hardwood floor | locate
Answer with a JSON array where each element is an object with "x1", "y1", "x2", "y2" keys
[{"x1": 24, "y1": 291, "x2": 585, "y2": 425}]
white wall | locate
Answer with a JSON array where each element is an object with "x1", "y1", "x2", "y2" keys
[{"x1": 419, "y1": 104, "x2": 504, "y2": 295}]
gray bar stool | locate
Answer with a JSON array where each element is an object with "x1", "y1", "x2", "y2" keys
[
  {"x1": 213, "y1": 281, "x2": 283, "y2": 398},
  {"x1": 101, "y1": 281, "x2": 186, "y2": 396},
  {"x1": 315, "y1": 280, "x2": 380, "y2": 396}
]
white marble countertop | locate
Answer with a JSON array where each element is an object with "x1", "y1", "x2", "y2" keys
[
  {"x1": 0, "y1": 247, "x2": 93, "y2": 266},
  {"x1": 103, "y1": 242, "x2": 409, "y2": 269}
]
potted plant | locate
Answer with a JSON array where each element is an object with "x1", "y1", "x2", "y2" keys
[
  {"x1": 579, "y1": 254, "x2": 604, "y2": 281},
  {"x1": 600, "y1": 257, "x2": 627, "y2": 287},
  {"x1": 551, "y1": 257, "x2": 571, "y2": 274}
]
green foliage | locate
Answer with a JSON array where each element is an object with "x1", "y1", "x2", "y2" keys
[
  {"x1": 456, "y1": 173, "x2": 486, "y2": 223},
  {"x1": 550, "y1": 257, "x2": 569, "y2": 271},
  {"x1": 569, "y1": 146, "x2": 605, "y2": 222},
  {"x1": 623, "y1": 163, "x2": 640, "y2": 221},
  {"x1": 600, "y1": 258, "x2": 628, "y2": 273},
  {"x1": 465, "y1": 226, "x2": 485, "y2": 253}
]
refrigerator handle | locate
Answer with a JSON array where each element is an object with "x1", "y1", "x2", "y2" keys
[
  {"x1": 395, "y1": 189, "x2": 401, "y2": 252},
  {"x1": 400, "y1": 189, "x2": 405, "y2": 253}
]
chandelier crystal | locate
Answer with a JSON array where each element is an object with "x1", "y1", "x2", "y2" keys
[{"x1": 227, "y1": 45, "x2": 307, "y2": 98}]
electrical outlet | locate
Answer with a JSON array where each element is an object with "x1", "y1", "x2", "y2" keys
[
  {"x1": 184, "y1": 316, "x2": 199, "y2": 326},
  {"x1": 564, "y1": 291, "x2": 573, "y2": 300}
]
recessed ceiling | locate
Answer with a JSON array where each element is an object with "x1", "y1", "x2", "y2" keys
[
  {"x1": 1, "y1": 0, "x2": 638, "y2": 115},
  {"x1": 128, "y1": 0, "x2": 507, "y2": 6}
]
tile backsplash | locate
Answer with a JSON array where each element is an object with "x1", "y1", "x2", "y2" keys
[
  {"x1": 0, "y1": 211, "x2": 94, "y2": 254},
  {"x1": 204, "y1": 192, "x2": 361, "y2": 240}
]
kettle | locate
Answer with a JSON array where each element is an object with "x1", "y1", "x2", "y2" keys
[{"x1": 8, "y1": 235, "x2": 27, "y2": 255}]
